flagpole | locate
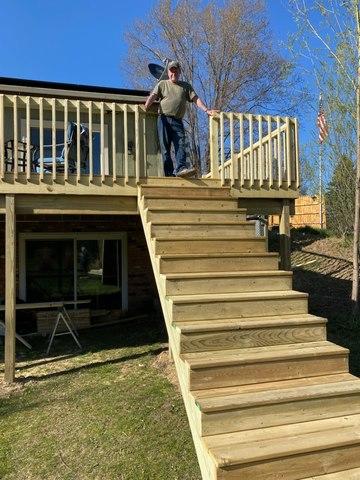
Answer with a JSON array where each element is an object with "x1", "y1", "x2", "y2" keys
[
  {"x1": 318, "y1": 92, "x2": 324, "y2": 230},
  {"x1": 319, "y1": 140, "x2": 323, "y2": 229}
]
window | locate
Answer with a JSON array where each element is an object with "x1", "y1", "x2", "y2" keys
[
  {"x1": 19, "y1": 233, "x2": 127, "y2": 310},
  {"x1": 21, "y1": 119, "x2": 109, "y2": 174}
]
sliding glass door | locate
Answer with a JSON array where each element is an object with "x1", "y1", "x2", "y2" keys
[{"x1": 21, "y1": 233, "x2": 127, "y2": 310}]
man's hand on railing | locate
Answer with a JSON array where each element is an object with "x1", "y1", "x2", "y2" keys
[{"x1": 206, "y1": 109, "x2": 220, "y2": 116}]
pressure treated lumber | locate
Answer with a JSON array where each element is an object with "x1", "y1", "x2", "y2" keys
[
  {"x1": 154, "y1": 237, "x2": 266, "y2": 255},
  {"x1": 151, "y1": 222, "x2": 255, "y2": 239},
  {"x1": 165, "y1": 270, "x2": 292, "y2": 295},
  {"x1": 145, "y1": 209, "x2": 247, "y2": 224},
  {"x1": 159, "y1": 252, "x2": 279, "y2": 274},
  {"x1": 142, "y1": 196, "x2": 240, "y2": 211},
  {"x1": 137, "y1": 181, "x2": 360, "y2": 480},
  {"x1": 4, "y1": 195, "x2": 16, "y2": 383},
  {"x1": 207, "y1": 414, "x2": 360, "y2": 479},
  {"x1": 175, "y1": 317, "x2": 327, "y2": 353},
  {"x1": 194, "y1": 378, "x2": 360, "y2": 435},
  {"x1": 171, "y1": 290, "x2": 308, "y2": 322}
]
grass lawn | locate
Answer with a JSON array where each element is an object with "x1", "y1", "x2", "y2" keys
[{"x1": 0, "y1": 319, "x2": 201, "y2": 480}]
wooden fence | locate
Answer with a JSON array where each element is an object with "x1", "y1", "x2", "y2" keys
[{"x1": 269, "y1": 195, "x2": 326, "y2": 229}]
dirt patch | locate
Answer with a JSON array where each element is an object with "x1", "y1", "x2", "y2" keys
[
  {"x1": 0, "y1": 378, "x2": 24, "y2": 398},
  {"x1": 151, "y1": 348, "x2": 179, "y2": 388},
  {"x1": 302, "y1": 237, "x2": 352, "y2": 262}
]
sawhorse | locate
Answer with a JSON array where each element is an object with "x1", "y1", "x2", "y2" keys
[{"x1": 46, "y1": 305, "x2": 82, "y2": 355}]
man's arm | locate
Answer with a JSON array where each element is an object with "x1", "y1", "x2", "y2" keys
[
  {"x1": 193, "y1": 95, "x2": 218, "y2": 116},
  {"x1": 144, "y1": 92, "x2": 158, "y2": 111}
]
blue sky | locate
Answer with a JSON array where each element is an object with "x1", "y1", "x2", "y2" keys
[{"x1": 0, "y1": 1, "x2": 316, "y2": 145}]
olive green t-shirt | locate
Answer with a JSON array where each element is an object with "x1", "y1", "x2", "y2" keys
[{"x1": 152, "y1": 80, "x2": 197, "y2": 119}]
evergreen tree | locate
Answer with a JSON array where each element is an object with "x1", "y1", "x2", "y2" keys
[{"x1": 326, "y1": 155, "x2": 355, "y2": 237}]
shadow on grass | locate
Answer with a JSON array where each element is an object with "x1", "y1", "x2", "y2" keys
[
  {"x1": 19, "y1": 346, "x2": 167, "y2": 383},
  {"x1": 0, "y1": 316, "x2": 168, "y2": 380},
  {"x1": 292, "y1": 266, "x2": 360, "y2": 377}
]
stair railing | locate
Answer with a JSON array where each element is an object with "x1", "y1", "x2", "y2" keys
[{"x1": 209, "y1": 112, "x2": 300, "y2": 192}]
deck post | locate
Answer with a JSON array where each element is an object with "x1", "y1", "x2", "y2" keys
[
  {"x1": 4, "y1": 194, "x2": 16, "y2": 383},
  {"x1": 209, "y1": 116, "x2": 219, "y2": 178},
  {"x1": 279, "y1": 199, "x2": 291, "y2": 271}
]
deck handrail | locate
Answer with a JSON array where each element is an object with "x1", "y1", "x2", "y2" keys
[
  {"x1": 0, "y1": 92, "x2": 157, "y2": 184},
  {"x1": 209, "y1": 112, "x2": 300, "y2": 191},
  {"x1": 0, "y1": 91, "x2": 300, "y2": 197}
]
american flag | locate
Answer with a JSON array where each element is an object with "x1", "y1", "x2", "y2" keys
[{"x1": 317, "y1": 94, "x2": 328, "y2": 144}]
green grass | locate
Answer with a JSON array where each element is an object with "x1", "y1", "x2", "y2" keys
[{"x1": 0, "y1": 320, "x2": 200, "y2": 480}]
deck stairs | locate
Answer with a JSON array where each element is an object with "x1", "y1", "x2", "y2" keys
[{"x1": 138, "y1": 180, "x2": 360, "y2": 480}]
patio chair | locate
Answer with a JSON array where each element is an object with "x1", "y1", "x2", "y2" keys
[{"x1": 32, "y1": 122, "x2": 89, "y2": 174}]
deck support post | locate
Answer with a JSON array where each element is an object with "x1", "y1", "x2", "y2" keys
[
  {"x1": 279, "y1": 199, "x2": 291, "y2": 271},
  {"x1": 4, "y1": 194, "x2": 16, "y2": 383}
]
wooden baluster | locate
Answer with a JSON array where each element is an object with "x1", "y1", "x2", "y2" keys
[
  {"x1": 277, "y1": 116, "x2": 281, "y2": 187},
  {"x1": 13, "y1": 96, "x2": 18, "y2": 179},
  {"x1": 209, "y1": 116, "x2": 219, "y2": 179},
  {"x1": 286, "y1": 117, "x2": 291, "y2": 187},
  {"x1": 239, "y1": 113, "x2": 244, "y2": 186},
  {"x1": 51, "y1": 98, "x2": 56, "y2": 181},
  {"x1": 0, "y1": 94, "x2": 4, "y2": 179},
  {"x1": 229, "y1": 112, "x2": 235, "y2": 186},
  {"x1": 143, "y1": 113, "x2": 147, "y2": 178},
  {"x1": 88, "y1": 101, "x2": 93, "y2": 182},
  {"x1": 100, "y1": 102, "x2": 105, "y2": 182},
  {"x1": 135, "y1": 105, "x2": 140, "y2": 183},
  {"x1": 258, "y1": 115, "x2": 263, "y2": 187},
  {"x1": 294, "y1": 118, "x2": 300, "y2": 189},
  {"x1": 112, "y1": 102, "x2": 116, "y2": 182},
  {"x1": 123, "y1": 105, "x2": 129, "y2": 183},
  {"x1": 25, "y1": 97, "x2": 31, "y2": 180},
  {"x1": 76, "y1": 100, "x2": 81, "y2": 181},
  {"x1": 249, "y1": 115, "x2": 254, "y2": 187},
  {"x1": 220, "y1": 112, "x2": 225, "y2": 186},
  {"x1": 39, "y1": 98, "x2": 44, "y2": 180},
  {"x1": 267, "y1": 115, "x2": 273, "y2": 187},
  {"x1": 63, "y1": 99, "x2": 68, "y2": 181}
]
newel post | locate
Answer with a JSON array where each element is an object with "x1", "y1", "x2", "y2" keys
[{"x1": 209, "y1": 116, "x2": 219, "y2": 179}]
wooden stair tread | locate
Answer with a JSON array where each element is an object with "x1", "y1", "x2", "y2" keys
[
  {"x1": 182, "y1": 341, "x2": 348, "y2": 368},
  {"x1": 171, "y1": 289, "x2": 308, "y2": 304},
  {"x1": 174, "y1": 313, "x2": 327, "y2": 333},
  {"x1": 195, "y1": 379, "x2": 360, "y2": 412},
  {"x1": 141, "y1": 194, "x2": 235, "y2": 200},
  {"x1": 155, "y1": 236, "x2": 265, "y2": 241},
  {"x1": 192, "y1": 374, "x2": 356, "y2": 399},
  {"x1": 205, "y1": 414, "x2": 360, "y2": 467},
  {"x1": 160, "y1": 252, "x2": 278, "y2": 259},
  {"x1": 150, "y1": 221, "x2": 251, "y2": 226},
  {"x1": 145, "y1": 206, "x2": 247, "y2": 214},
  {"x1": 309, "y1": 467, "x2": 360, "y2": 478},
  {"x1": 165, "y1": 270, "x2": 291, "y2": 280}
]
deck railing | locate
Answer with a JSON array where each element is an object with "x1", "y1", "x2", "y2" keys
[
  {"x1": 0, "y1": 91, "x2": 300, "y2": 196},
  {"x1": 0, "y1": 93, "x2": 159, "y2": 185},
  {"x1": 209, "y1": 112, "x2": 299, "y2": 190}
]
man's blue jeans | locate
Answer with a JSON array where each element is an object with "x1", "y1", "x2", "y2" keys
[{"x1": 157, "y1": 114, "x2": 187, "y2": 176}]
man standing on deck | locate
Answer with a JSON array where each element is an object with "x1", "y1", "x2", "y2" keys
[{"x1": 144, "y1": 60, "x2": 217, "y2": 177}]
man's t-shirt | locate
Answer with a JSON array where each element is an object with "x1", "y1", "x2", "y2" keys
[{"x1": 152, "y1": 80, "x2": 197, "y2": 119}]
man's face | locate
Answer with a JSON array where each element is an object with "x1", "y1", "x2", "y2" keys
[{"x1": 168, "y1": 66, "x2": 180, "y2": 83}]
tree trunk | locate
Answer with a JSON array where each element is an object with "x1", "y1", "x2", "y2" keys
[{"x1": 351, "y1": 3, "x2": 360, "y2": 312}]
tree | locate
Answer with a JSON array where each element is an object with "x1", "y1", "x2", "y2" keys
[
  {"x1": 124, "y1": 0, "x2": 304, "y2": 172},
  {"x1": 289, "y1": 0, "x2": 360, "y2": 309},
  {"x1": 326, "y1": 155, "x2": 356, "y2": 237}
]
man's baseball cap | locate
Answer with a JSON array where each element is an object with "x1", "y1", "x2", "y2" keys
[{"x1": 168, "y1": 60, "x2": 180, "y2": 70}]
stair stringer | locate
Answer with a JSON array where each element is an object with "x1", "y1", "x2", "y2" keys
[{"x1": 137, "y1": 188, "x2": 217, "y2": 480}]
